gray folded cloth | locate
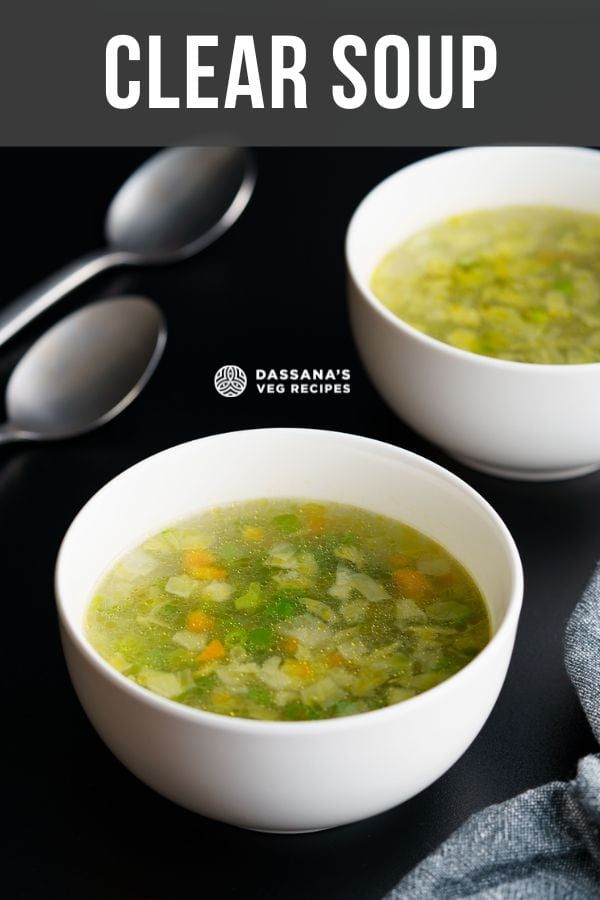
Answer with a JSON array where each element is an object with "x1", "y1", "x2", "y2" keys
[{"x1": 386, "y1": 563, "x2": 600, "y2": 900}]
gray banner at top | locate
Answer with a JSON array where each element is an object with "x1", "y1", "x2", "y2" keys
[{"x1": 0, "y1": 0, "x2": 598, "y2": 146}]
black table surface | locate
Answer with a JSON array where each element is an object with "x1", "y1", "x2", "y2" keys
[{"x1": 3, "y1": 148, "x2": 599, "y2": 900}]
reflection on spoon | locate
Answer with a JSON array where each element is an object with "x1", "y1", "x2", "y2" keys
[
  {"x1": 0, "y1": 297, "x2": 166, "y2": 445},
  {"x1": 0, "y1": 147, "x2": 256, "y2": 348}
]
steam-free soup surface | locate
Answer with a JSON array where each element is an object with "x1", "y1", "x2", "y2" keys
[
  {"x1": 87, "y1": 499, "x2": 489, "y2": 721},
  {"x1": 371, "y1": 206, "x2": 600, "y2": 364}
]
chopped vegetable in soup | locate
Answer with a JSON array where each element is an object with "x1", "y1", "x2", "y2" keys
[
  {"x1": 86, "y1": 499, "x2": 489, "y2": 721},
  {"x1": 371, "y1": 206, "x2": 600, "y2": 364}
]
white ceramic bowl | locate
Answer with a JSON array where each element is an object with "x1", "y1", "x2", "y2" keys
[
  {"x1": 56, "y1": 428, "x2": 522, "y2": 832},
  {"x1": 347, "y1": 146, "x2": 600, "y2": 481}
]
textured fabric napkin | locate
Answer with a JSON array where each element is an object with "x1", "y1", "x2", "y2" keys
[{"x1": 386, "y1": 563, "x2": 600, "y2": 899}]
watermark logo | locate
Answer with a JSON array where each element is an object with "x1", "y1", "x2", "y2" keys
[{"x1": 214, "y1": 365, "x2": 248, "y2": 398}]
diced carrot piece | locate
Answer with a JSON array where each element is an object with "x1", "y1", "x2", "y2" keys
[
  {"x1": 197, "y1": 639, "x2": 226, "y2": 662},
  {"x1": 183, "y1": 548, "x2": 214, "y2": 567},
  {"x1": 301, "y1": 503, "x2": 327, "y2": 535},
  {"x1": 182, "y1": 548, "x2": 215, "y2": 575},
  {"x1": 186, "y1": 610, "x2": 215, "y2": 633},
  {"x1": 281, "y1": 637, "x2": 299, "y2": 655},
  {"x1": 392, "y1": 568, "x2": 432, "y2": 599},
  {"x1": 302, "y1": 503, "x2": 325, "y2": 515},
  {"x1": 326, "y1": 652, "x2": 346, "y2": 669},
  {"x1": 283, "y1": 660, "x2": 314, "y2": 680},
  {"x1": 242, "y1": 526, "x2": 264, "y2": 542},
  {"x1": 390, "y1": 552, "x2": 410, "y2": 568},
  {"x1": 182, "y1": 546, "x2": 226, "y2": 580},
  {"x1": 189, "y1": 565, "x2": 228, "y2": 581},
  {"x1": 307, "y1": 513, "x2": 326, "y2": 535}
]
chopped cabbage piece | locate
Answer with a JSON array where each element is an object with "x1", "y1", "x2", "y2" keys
[
  {"x1": 301, "y1": 677, "x2": 346, "y2": 708},
  {"x1": 202, "y1": 581, "x2": 234, "y2": 602},
  {"x1": 259, "y1": 656, "x2": 294, "y2": 689},
  {"x1": 396, "y1": 598, "x2": 427, "y2": 624},
  {"x1": 137, "y1": 668, "x2": 194, "y2": 698},
  {"x1": 143, "y1": 530, "x2": 183, "y2": 558},
  {"x1": 340, "y1": 598, "x2": 369, "y2": 623},
  {"x1": 296, "y1": 552, "x2": 318, "y2": 578},
  {"x1": 350, "y1": 668, "x2": 388, "y2": 696},
  {"x1": 267, "y1": 543, "x2": 297, "y2": 569},
  {"x1": 172, "y1": 630, "x2": 208, "y2": 652},
  {"x1": 279, "y1": 614, "x2": 333, "y2": 648},
  {"x1": 273, "y1": 570, "x2": 312, "y2": 590},
  {"x1": 274, "y1": 689, "x2": 296, "y2": 707},
  {"x1": 327, "y1": 565, "x2": 354, "y2": 600},
  {"x1": 121, "y1": 548, "x2": 158, "y2": 576},
  {"x1": 178, "y1": 530, "x2": 211, "y2": 549},
  {"x1": 351, "y1": 573, "x2": 390, "y2": 602},
  {"x1": 165, "y1": 574, "x2": 197, "y2": 598},
  {"x1": 328, "y1": 565, "x2": 389, "y2": 602},
  {"x1": 334, "y1": 545, "x2": 366, "y2": 567},
  {"x1": 94, "y1": 585, "x2": 130, "y2": 607},
  {"x1": 369, "y1": 641, "x2": 402, "y2": 659},
  {"x1": 328, "y1": 667, "x2": 357, "y2": 690},
  {"x1": 136, "y1": 600, "x2": 178, "y2": 629},
  {"x1": 216, "y1": 661, "x2": 260, "y2": 691},
  {"x1": 302, "y1": 597, "x2": 337, "y2": 623},
  {"x1": 337, "y1": 638, "x2": 368, "y2": 662}
]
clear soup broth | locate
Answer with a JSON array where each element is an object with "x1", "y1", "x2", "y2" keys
[
  {"x1": 86, "y1": 499, "x2": 490, "y2": 721},
  {"x1": 371, "y1": 206, "x2": 600, "y2": 364}
]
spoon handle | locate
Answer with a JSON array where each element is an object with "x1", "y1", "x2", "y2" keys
[{"x1": 0, "y1": 248, "x2": 135, "y2": 349}]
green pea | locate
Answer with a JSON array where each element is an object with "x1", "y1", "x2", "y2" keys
[
  {"x1": 247, "y1": 685, "x2": 272, "y2": 706},
  {"x1": 246, "y1": 627, "x2": 274, "y2": 653},
  {"x1": 183, "y1": 673, "x2": 217, "y2": 703},
  {"x1": 219, "y1": 542, "x2": 246, "y2": 562},
  {"x1": 157, "y1": 604, "x2": 185, "y2": 626},
  {"x1": 224, "y1": 627, "x2": 247, "y2": 647},
  {"x1": 234, "y1": 582, "x2": 263, "y2": 611},
  {"x1": 272, "y1": 514, "x2": 301, "y2": 534},
  {"x1": 282, "y1": 701, "x2": 322, "y2": 721},
  {"x1": 264, "y1": 595, "x2": 300, "y2": 620}
]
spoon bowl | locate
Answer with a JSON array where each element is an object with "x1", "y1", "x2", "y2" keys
[
  {"x1": 106, "y1": 147, "x2": 256, "y2": 260},
  {"x1": 1, "y1": 297, "x2": 166, "y2": 443},
  {"x1": 0, "y1": 147, "x2": 256, "y2": 348}
]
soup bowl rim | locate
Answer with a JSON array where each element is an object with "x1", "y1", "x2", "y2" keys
[{"x1": 346, "y1": 144, "x2": 600, "y2": 374}]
